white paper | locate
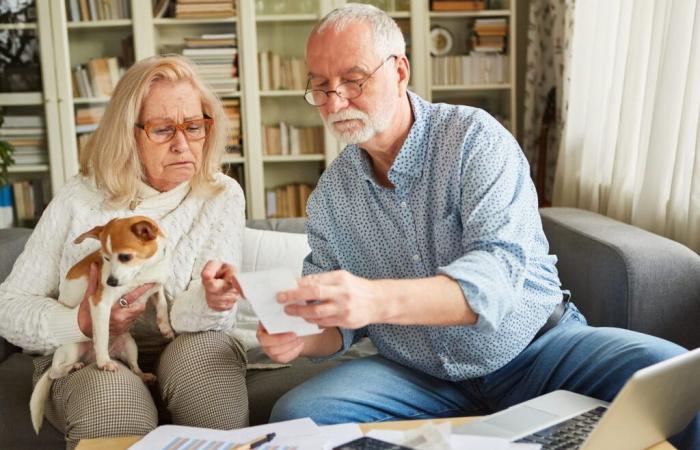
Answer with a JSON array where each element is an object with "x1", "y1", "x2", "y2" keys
[
  {"x1": 236, "y1": 267, "x2": 322, "y2": 336},
  {"x1": 128, "y1": 418, "x2": 319, "y2": 450}
]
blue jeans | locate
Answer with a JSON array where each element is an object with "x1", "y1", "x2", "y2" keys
[{"x1": 270, "y1": 305, "x2": 698, "y2": 449}]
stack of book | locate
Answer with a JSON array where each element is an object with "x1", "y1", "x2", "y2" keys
[
  {"x1": 65, "y1": 0, "x2": 131, "y2": 21},
  {"x1": 262, "y1": 123, "x2": 324, "y2": 156},
  {"x1": 174, "y1": 0, "x2": 236, "y2": 19},
  {"x1": 71, "y1": 57, "x2": 124, "y2": 98},
  {"x1": 431, "y1": 53, "x2": 509, "y2": 85},
  {"x1": 9, "y1": 178, "x2": 47, "y2": 226},
  {"x1": 75, "y1": 106, "x2": 104, "y2": 134},
  {"x1": 74, "y1": 106, "x2": 104, "y2": 157},
  {"x1": 430, "y1": 0, "x2": 486, "y2": 11},
  {"x1": 0, "y1": 115, "x2": 47, "y2": 166},
  {"x1": 257, "y1": 51, "x2": 307, "y2": 91},
  {"x1": 471, "y1": 18, "x2": 508, "y2": 53},
  {"x1": 182, "y1": 33, "x2": 238, "y2": 92},
  {"x1": 222, "y1": 98, "x2": 242, "y2": 156},
  {"x1": 265, "y1": 183, "x2": 314, "y2": 218}
]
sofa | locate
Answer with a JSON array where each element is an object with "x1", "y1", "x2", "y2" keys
[{"x1": 1, "y1": 208, "x2": 699, "y2": 449}]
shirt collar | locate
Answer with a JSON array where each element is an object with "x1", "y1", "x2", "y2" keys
[{"x1": 352, "y1": 91, "x2": 431, "y2": 188}]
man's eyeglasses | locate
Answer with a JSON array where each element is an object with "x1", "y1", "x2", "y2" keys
[
  {"x1": 135, "y1": 115, "x2": 214, "y2": 144},
  {"x1": 303, "y1": 55, "x2": 397, "y2": 107}
]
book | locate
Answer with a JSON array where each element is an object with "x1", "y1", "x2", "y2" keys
[
  {"x1": 1, "y1": 115, "x2": 44, "y2": 128},
  {"x1": 431, "y1": 0, "x2": 486, "y2": 11}
]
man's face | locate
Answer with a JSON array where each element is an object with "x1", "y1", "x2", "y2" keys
[{"x1": 306, "y1": 22, "x2": 399, "y2": 145}]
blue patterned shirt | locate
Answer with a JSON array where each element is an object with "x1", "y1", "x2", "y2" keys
[{"x1": 303, "y1": 92, "x2": 563, "y2": 380}]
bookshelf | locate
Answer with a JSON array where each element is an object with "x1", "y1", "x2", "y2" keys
[{"x1": 2, "y1": 0, "x2": 517, "y2": 223}]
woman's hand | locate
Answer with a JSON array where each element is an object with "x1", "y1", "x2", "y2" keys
[
  {"x1": 77, "y1": 263, "x2": 154, "y2": 337},
  {"x1": 201, "y1": 260, "x2": 242, "y2": 311}
]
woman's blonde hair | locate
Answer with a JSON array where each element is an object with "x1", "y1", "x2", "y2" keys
[{"x1": 79, "y1": 55, "x2": 227, "y2": 206}]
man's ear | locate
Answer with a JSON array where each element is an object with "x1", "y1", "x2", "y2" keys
[
  {"x1": 73, "y1": 226, "x2": 103, "y2": 244},
  {"x1": 131, "y1": 220, "x2": 158, "y2": 241}
]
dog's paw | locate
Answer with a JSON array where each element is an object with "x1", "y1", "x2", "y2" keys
[
  {"x1": 97, "y1": 360, "x2": 119, "y2": 372},
  {"x1": 140, "y1": 372, "x2": 157, "y2": 384},
  {"x1": 70, "y1": 362, "x2": 85, "y2": 372},
  {"x1": 159, "y1": 325, "x2": 175, "y2": 340}
]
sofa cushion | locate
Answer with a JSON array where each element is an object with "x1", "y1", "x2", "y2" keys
[{"x1": 234, "y1": 228, "x2": 311, "y2": 351}]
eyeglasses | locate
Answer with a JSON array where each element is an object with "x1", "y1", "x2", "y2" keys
[
  {"x1": 135, "y1": 115, "x2": 214, "y2": 144},
  {"x1": 303, "y1": 55, "x2": 397, "y2": 107}
]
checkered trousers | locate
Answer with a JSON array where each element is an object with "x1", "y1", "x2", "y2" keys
[{"x1": 33, "y1": 331, "x2": 248, "y2": 450}]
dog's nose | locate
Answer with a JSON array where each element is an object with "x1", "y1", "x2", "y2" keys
[{"x1": 106, "y1": 276, "x2": 119, "y2": 287}]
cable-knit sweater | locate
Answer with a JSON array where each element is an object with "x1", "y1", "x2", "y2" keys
[{"x1": 0, "y1": 173, "x2": 245, "y2": 355}]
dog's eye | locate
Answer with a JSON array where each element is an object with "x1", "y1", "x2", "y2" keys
[
  {"x1": 103, "y1": 256, "x2": 110, "y2": 261},
  {"x1": 118, "y1": 254, "x2": 132, "y2": 263}
]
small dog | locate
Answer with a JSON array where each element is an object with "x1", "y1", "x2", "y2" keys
[{"x1": 30, "y1": 216, "x2": 173, "y2": 433}]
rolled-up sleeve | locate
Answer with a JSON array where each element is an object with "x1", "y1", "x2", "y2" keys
[
  {"x1": 302, "y1": 193, "x2": 359, "y2": 359},
  {"x1": 438, "y1": 112, "x2": 536, "y2": 332}
]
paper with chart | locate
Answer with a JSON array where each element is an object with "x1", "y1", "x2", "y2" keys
[
  {"x1": 127, "y1": 419, "x2": 363, "y2": 450},
  {"x1": 235, "y1": 267, "x2": 322, "y2": 336}
]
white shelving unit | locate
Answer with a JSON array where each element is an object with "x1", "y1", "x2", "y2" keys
[{"x1": 3, "y1": 0, "x2": 517, "y2": 220}]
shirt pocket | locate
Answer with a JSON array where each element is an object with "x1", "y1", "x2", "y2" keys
[{"x1": 433, "y1": 210, "x2": 463, "y2": 265}]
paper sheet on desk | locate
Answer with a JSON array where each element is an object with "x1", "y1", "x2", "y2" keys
[
  {"x1": 128, "y1": 418, "x2": 320, "y2": 449},
  {"x1": 236, "y1": 267, "x2": 322, "y2": 336}
]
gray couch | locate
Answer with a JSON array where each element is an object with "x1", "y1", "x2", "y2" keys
[{"x1": 2, "y1": 209, "x2": 699, "y2": 449}]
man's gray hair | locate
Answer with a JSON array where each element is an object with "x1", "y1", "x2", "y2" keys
[{"x1": 311, "y1": 3, "x2": 405, "y2": 59}]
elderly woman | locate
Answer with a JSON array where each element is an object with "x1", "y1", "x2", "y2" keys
[{"x1": 0, "y1": 56, "x2": 247, "y2": 448}]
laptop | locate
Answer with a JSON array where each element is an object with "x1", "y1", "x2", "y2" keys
[{"x1": 454, "y1": 348, "x2": 700, "y2": 450}]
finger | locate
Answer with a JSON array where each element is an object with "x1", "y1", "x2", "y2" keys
[
  {"x1": 284, "y1": 301, "x2": 338, "y2": 320},
  {"x1": 273, "y1": 340, "x2": 305, "y2": 364},
  {"x1": 265, "y1": 337, "x2": 304, "y2": 359},
  {"x1": 307, "y1": 315, "x2": 344, "y2": 328},
  {"x1": 126, "y1": 283, "x2": 155, "y2": 301},
  {"x1": 215, "y1": 263, "x2": 235, "y2": 279},
  {"x1": 277, "y1": 284, "x2": 344, "y2": 304},
  {"x1": 201, "y1": 260, "x2": 224, "y2": 281}
]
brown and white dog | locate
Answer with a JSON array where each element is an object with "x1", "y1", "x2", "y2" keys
[{"x1": 30, "y1": 216, "x2": 173, "y2": 433}]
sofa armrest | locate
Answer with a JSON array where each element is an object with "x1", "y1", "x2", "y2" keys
[
  {"x1": 0, "y1": 337, "x2": 20, "y2": 363},
  {"x1": 0, "y1": 228, "x2": 32, "y2": 362},
  {"x1": 540, "y1": 207, "x2": 700, "y2": 349}
]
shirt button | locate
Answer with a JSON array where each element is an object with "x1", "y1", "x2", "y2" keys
[
  {"x1": 413, "y1": 254, "x2": 421, "y2": 262},
  {"x1": 400, "y1": 201, "x2": 407, "y2": 208}
]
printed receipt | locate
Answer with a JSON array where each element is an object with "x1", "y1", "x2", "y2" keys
[{"x1": 235, "y1": 267, "x2": 322, "y2": 336}]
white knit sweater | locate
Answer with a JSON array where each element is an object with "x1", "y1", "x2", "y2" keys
[{"x1": 0, "y1": 173, "x2": 246, "y2": 355}]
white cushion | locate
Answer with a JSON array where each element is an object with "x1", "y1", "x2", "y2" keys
[{"x1": 241, "y1": 227, "x2": 310, "y2": 274}]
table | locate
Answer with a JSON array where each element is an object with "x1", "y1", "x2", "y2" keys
[{"x1": 75, "y1": 417, "x2": 676, "y2": 450}]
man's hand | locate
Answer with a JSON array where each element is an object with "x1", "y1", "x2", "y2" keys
[
  {"x1": 77, "y1": 263, "x2": 154, "y2": 337},
  {"x1": 256, "y1": 323, "x2": 305, "y2": 363},
  {"x1": 277, "y1": 270, "x2": 380, "y2": 329},
  {"x1": 201, "y1": 260, "x2": 242, "y2": 311}
]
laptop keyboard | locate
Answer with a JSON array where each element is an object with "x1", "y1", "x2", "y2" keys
[{"x1": 515, "y1": 406, "x2": 608, "y2": 450}]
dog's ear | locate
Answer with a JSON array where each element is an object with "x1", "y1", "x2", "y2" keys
[
  {"x1": 131, "y1": 220, "x2": 158, "y2": 241},
  {"x1": 73, "y1": 226, "x2": 103, "y2": 244}
]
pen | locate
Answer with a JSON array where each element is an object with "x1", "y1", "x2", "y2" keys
[{"x1": 232, "y1": 432, "x2": 276, "y2": 450}]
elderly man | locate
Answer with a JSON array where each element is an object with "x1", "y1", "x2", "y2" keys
[{"x1": 257, "y1": 4, "x2": 696, "y2": 448}]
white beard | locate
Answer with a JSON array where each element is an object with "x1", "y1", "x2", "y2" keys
[{"x1": 323, "y1": 106, "x2": 393, "y2": 145}]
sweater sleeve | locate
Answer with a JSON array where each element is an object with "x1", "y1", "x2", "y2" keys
[
  {"x1": 169, "y1": 176, "x2": 246, "y2": 333},
  {"x1": 0, "y1": 181, "x2": 89, "y2": 354}
]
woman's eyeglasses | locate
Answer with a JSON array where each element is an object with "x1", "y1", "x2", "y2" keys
[{"x1": 135, "y1": 115, "x2": 214, "y2": 144}]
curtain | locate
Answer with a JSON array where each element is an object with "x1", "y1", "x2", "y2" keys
[
  {"x1": 522, "y1": 0, "x2": 575, "y2": 206},
  {"x1": 553, "y1": 0, "x2": 700, "y2": 252}
]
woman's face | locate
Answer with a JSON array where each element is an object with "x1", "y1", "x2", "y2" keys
[{"x1": 136, "y1": 80, "x2": 206, "y2": 192}]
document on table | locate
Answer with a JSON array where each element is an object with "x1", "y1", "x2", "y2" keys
[
  {"x1": 128, "y1": 419, "x2": 363, "y2": 450},
  {"x1": 235, "y1": 267, "x2": 322, "y2": 336}
]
